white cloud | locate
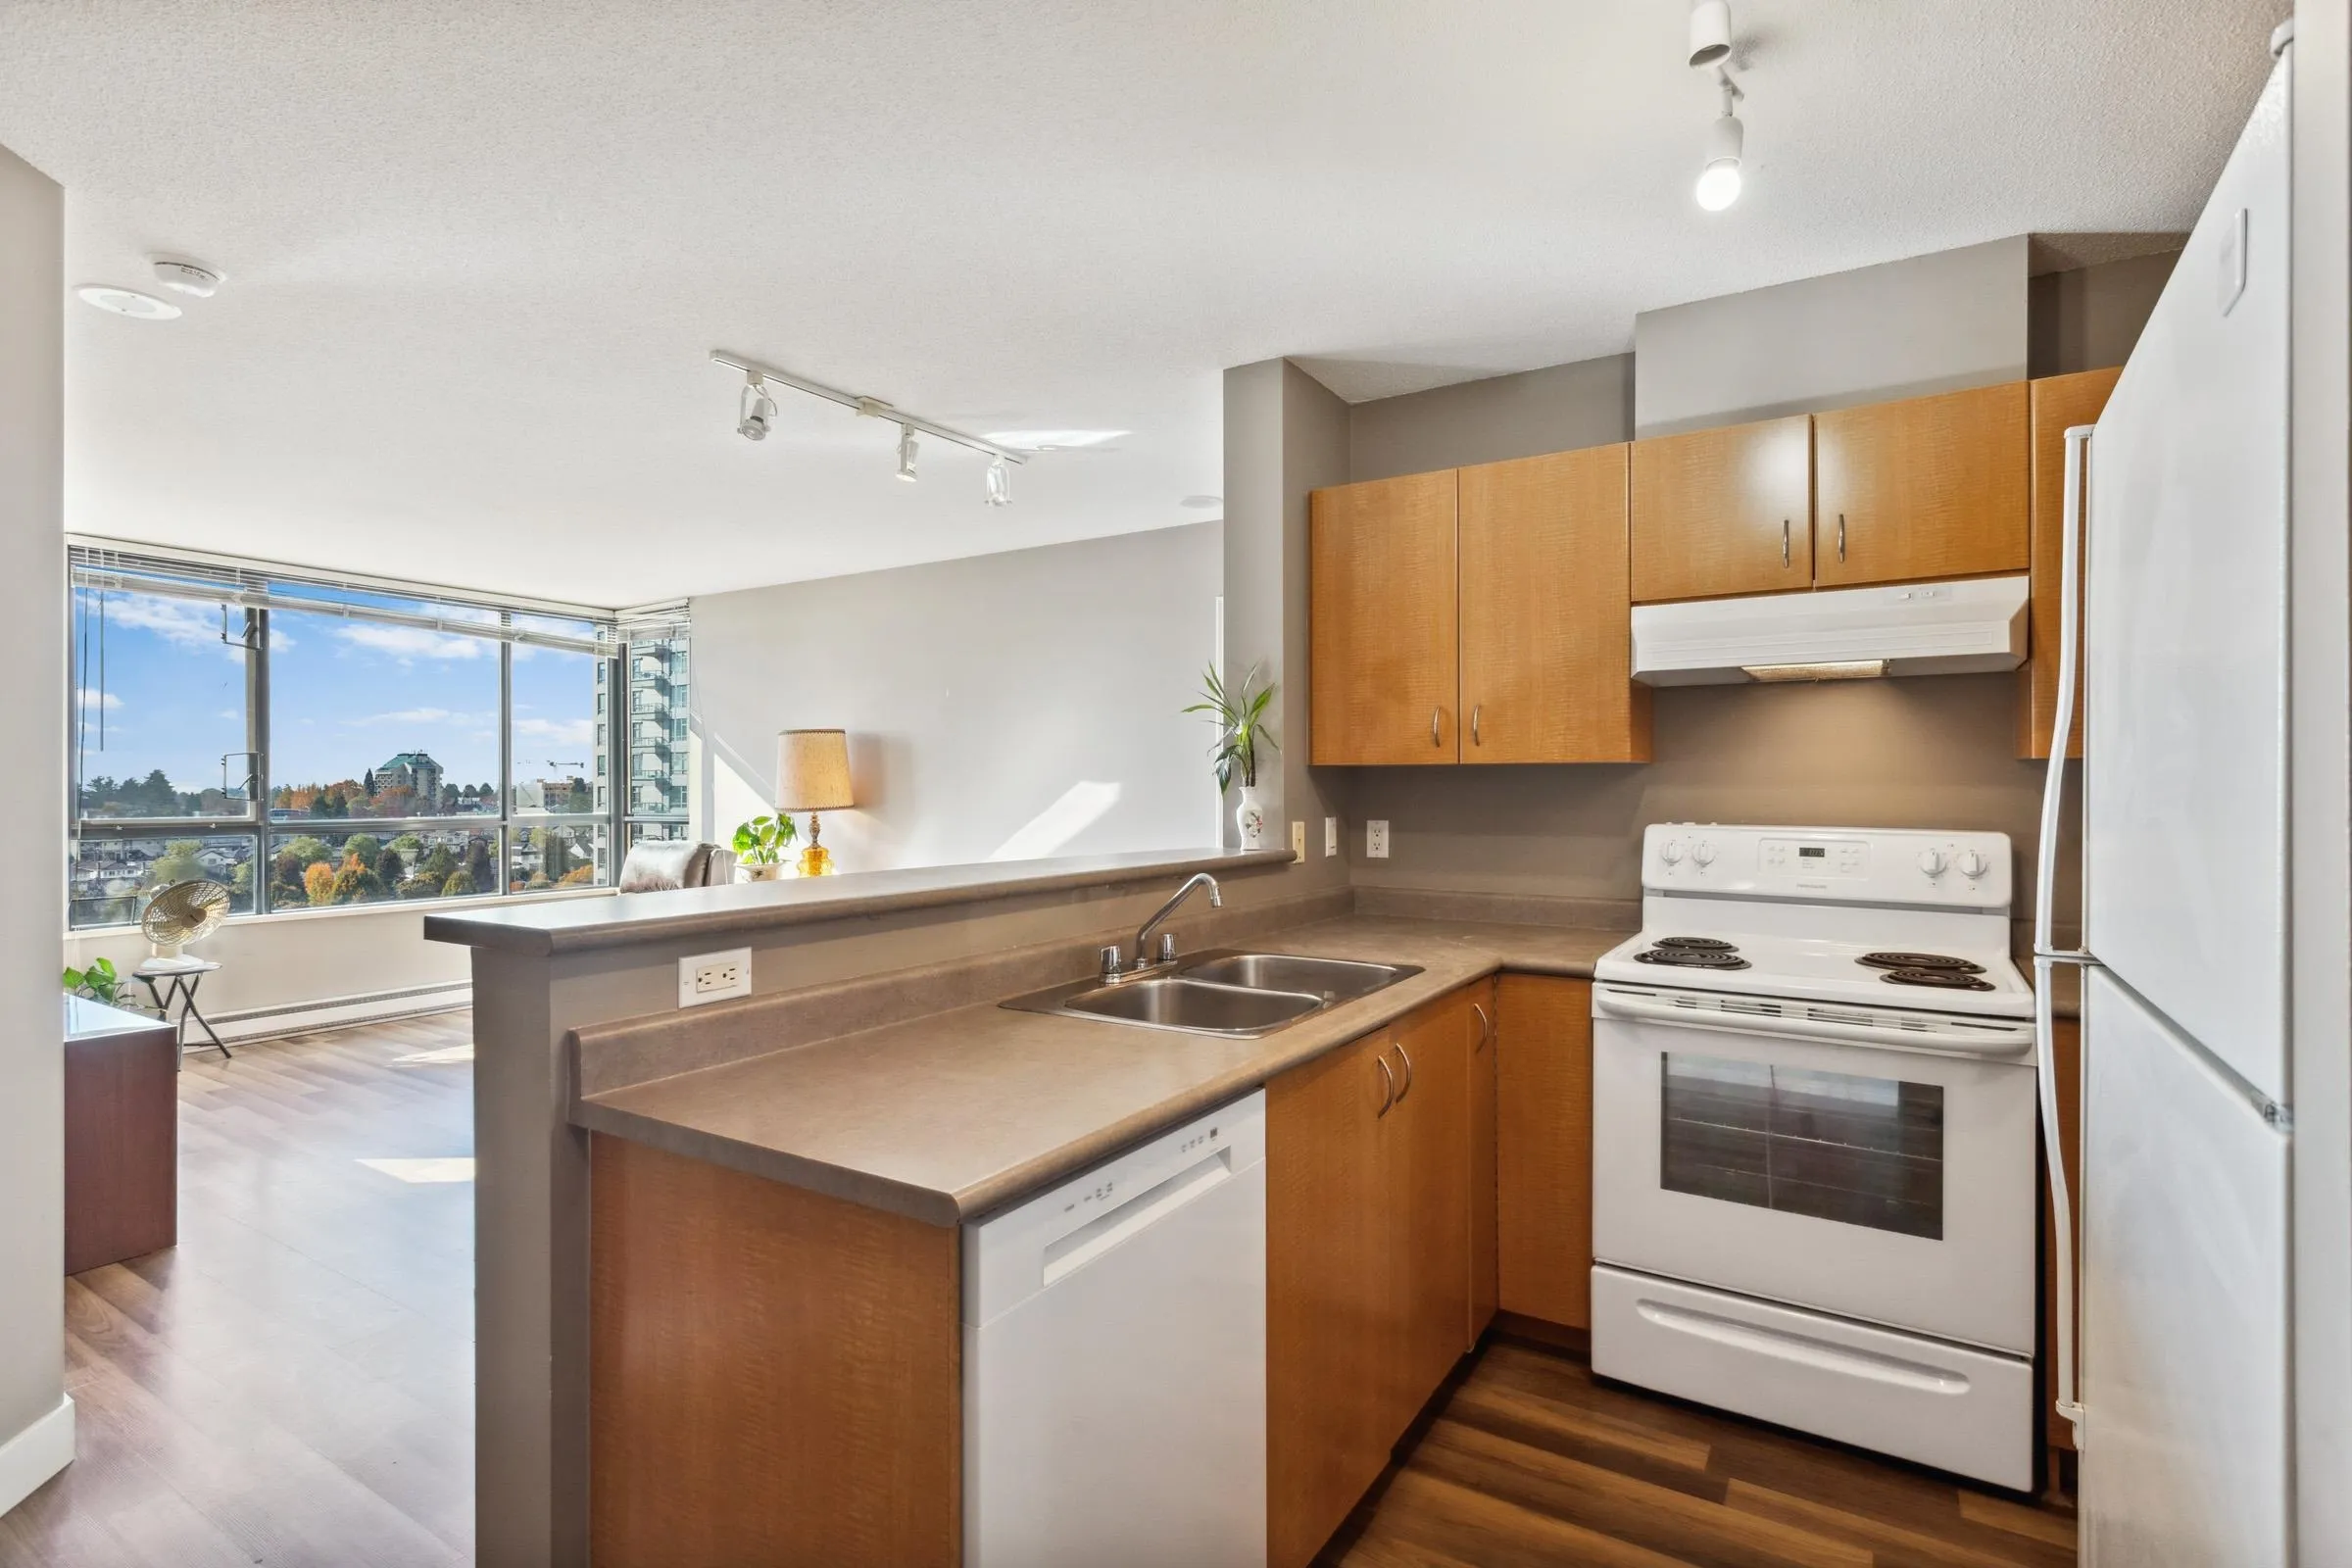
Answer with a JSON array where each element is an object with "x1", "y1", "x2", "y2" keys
[
  {"x1": 74, "y1": 689, "x2": 122, "y2": 710},
  {"x1": 96, "y1": 595, "x2": 221, "y2": 649},
  {"x1": 514, "y1": 716, "x2": 596, "y2": 749},
  {"x1": 335, "y1": 623, "x2": 494, "y2": 662},
  {"x1": 344, "y1": 707, "x2": 497, "y2": 728}
]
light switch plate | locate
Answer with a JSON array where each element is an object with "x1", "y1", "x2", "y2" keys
[
  {"x1": 1367, "y1": 820, "x2": 1390, "y2": 858},
  {"x1": 1324, "y1": 816, "x2": 1340, "y2": 858},
  {"x1": 1290, "y1": 820, "x2": 1306, "y2": 858},
  {"x1": 679, "y1": 948, "x2": 753, "y2": 1006}
]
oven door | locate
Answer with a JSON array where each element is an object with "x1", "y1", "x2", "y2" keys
[{"x1": 1591, "y1": 982, "x2": 2038, "y2": 1354}]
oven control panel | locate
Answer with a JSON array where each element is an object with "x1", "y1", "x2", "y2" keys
[{"x1": 1643, "y1": 824, "x2": 2012, "y2": 908}]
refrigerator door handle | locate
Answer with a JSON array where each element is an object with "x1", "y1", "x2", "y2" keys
[{"x1": 2031, "y1": 422, "x2": 2095, "y2": 1449}]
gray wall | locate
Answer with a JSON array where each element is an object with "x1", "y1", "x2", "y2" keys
[
  {"x1": 0, "y1": 143, "x2": 66, "y2": 1505},
  {"x1": 690, "y1": 522, "x2": 1224, "y2": 872},
  {"x1": 1348, "y1": 354, "x2": 1634, "y2": 482},
  {"x1": 1633, "y1": 236, "x2": 2031, "y2": 436},
  {"x1": 1222, "y1": 359, "x2": 1352, "y2": 891},
  {"x1": 2028, "y1": 248, "x2": 2181, "y2": 377}
]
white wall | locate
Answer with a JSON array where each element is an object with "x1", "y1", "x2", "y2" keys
[
  {"x1": 63, "y1": 901, "x2": 473, "y2": 1034},
  {"x1": 690, "y1": 522, "x2": 1224, "y2": 872},
  {"x1": 1633, "y1": 235, "x2": 2031, "y2": 436},
  {"x1": 0, "y1": 141, "x2": 70, "y2": 1515}
]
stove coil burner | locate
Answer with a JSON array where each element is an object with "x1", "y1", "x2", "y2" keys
[
  {"x1": 1857, "y1": 951, "x2": 1986, "y2": 975},
  {"x1": 1636, "y1": 936, "x2": 1749, "y2": 971},
  {"x1": 1879, "y1": 966, "x2": 1996, "y2": 992}
]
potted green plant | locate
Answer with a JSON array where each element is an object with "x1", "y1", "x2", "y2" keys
[
  {"x1": 1185, "y1": 662, "x2": 1278, "y2": 850},
  {"x1": 731, "y1": 813, "x2": 798, "y2": 881},
  {"x1": 63, "y1": 956, "x2": 122, "y2": 1006}
]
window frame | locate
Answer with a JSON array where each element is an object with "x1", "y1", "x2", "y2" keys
[{"x1": 67, "y1": 553, "x2": 684, "y2": 932}]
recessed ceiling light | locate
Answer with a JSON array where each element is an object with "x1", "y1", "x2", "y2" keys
[
  {"x1": 76, "y1": 285, "x2": 180, "y2": 320},
  {"x1": 1181, "y1": 495, "x2": 1222, "y2": 510},
  {"x1": 983, "y1": 429, "x2": 1128, "y2": 451}
]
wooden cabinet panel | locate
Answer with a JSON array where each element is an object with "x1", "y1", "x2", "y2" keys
[
  {"x1": 1459, "y1": 446, "x2": 1650, "y2": 763},
  {"x1": 1813, "y1": 382, "x2": 2029, "y2": 588},
  {"x1": 1268, "y1": 1032, "x2": 1397, "y2": 1568},
  {"x1": 1467, "y1": 981, "x2": 1499, "y2": 1347},
  {"x1": 2019, "y1": 368, "x2": 2120, "y2": 759},
  {"x1": 2045, "y1": 1016, "x2": 2082, "y2": 1453},
  {"x1": 1494, "y1": 975, "x2": 1593, "y2": 1330},
  {"x1": 1309, "y1": 470, "x2": 1459, "y2": 764},
  {"x1": 1630, "y1": 415, "x2": 1814, "y2": 603},
  {"x1": 589, "y1": 1135, "x2": 960, "y2": 1568},
  {"x1": 1390, "y1": 998, "x2": 1472, "y2": 1415}
]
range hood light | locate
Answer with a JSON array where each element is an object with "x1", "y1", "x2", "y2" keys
[{"x1": 1740, "y1": 660, "x2": 1889, "y2": 683}]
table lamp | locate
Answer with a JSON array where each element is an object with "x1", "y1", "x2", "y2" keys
[{"x1": 777, "y1": 729, "x2": 854, "y2": 876}]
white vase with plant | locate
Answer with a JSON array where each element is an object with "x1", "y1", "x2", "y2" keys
[
  {"x1": 731, "y1": 814, "x2": 797, "y2": 881},
  {"x1": 1186, "y1": 662, "x2": 1278, "y2": 852}
]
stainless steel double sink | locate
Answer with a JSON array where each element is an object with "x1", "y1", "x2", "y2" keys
[{"x1": 1003, "y1": 950, "x2": 1423, "y2": 1038}]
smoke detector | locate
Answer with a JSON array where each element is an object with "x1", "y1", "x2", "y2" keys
[{"x1": 151, "y1": 258, "x2": 223, "y2": 297}]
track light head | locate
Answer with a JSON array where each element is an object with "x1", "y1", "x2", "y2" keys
[
  {"x1": 738, "y1": 376, "x2": 776, "y2": 441},
  {"x1": 897, "y1": 424, "x2": 919, "y2": 482},
  {"x1": 1695, "y1": 110, "x2": 1744, "y2": 211},
  {"x1": 985, "y1": 454, "x2": 1011, "y2": 508},
  {"x1": 1688, "y1": 0, "x2": 1733, "y2": 70}
]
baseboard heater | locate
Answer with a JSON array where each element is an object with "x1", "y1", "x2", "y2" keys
[{"x1": 206, "y1": 981, "x2": 472, "y2": 1045}]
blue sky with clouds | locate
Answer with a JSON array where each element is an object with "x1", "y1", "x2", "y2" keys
[{"x1": 74, "y1": 590, "x2": 598, "y2": 799}]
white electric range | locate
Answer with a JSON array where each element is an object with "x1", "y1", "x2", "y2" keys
[{"x1": 1588, "y1": 824, "x2": 2040, "y2": 1492}]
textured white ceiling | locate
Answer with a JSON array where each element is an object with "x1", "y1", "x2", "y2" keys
[{"x1": 0, "y1": 0, "x2": 2286, "y2": 605}]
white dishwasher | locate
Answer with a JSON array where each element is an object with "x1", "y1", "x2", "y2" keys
[{"x1": 963, "y1": 1090, "x2": 1266, "y2": 1568}]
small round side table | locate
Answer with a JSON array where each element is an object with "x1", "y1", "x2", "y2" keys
[{"x1": 134, "y1": 956, "x2": 228, "y2": 1060}]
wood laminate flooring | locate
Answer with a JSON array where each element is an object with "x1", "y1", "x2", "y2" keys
[
  {"x1": 1, "y1": 1013, "x2": 475, "y2": 1568},
  {"x1": 1321, "y1": 1338, "x2": 2077, "y2": 1568}
]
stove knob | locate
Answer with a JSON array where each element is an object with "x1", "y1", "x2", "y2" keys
[
  {"x1": 1918, "y1": 849, "x2": 1947, "y2": 876},
  {"x1": 1660, "y1": 840, "x2": 1686, "y2": 865},
  {"x1": 1955, "y1": 849, "x2": 1989, "y2": 879},
  {"x1": 1691, "y1": 841, "x2": 1717, "y2": 867}
]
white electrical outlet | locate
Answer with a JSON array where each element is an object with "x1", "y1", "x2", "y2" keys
[
  {"x1": 679, "y1": 948, "x2": 753, "y2": 1006},
  {"x1": 1367, "y1": 820, "x2": 1390, "y2": 858},
  {"x1": 1324, "y1": 816, "x2": 1340, "y2": 858},
  {"x1": 1290, "y1": 820, "x2": 1307, "y2": 858}
]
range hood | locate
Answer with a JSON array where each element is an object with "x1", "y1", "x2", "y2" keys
[{"x1": 1631, "y1": 574, "x2": 2030, "y2": 687}]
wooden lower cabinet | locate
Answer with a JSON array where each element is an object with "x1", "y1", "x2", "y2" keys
[
  {"x1": 1268, "y1": 987, "x2": 1478, "y2": 1568},
  {"x1": 1494, "y1": 975, "x2": 1594, "y2": 1330},
  {"x1": 1467, "y1": 979, "x2": 1500, "y2": 1346},
  {"x1": 2046, "y1": 1015, "x2": 2083, "y2": 1454},
  {"x1": 588, "y1": 1135, "x2": 961, "y2": 1568}
]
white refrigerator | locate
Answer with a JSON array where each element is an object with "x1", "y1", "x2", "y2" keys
[{"x1": 2035, "y1": 30, "x2": 2295, "y2": 1566}]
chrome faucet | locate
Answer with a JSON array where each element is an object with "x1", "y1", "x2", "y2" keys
[{"x1": 1102, "y1": 871, "x2": 1222, "y2": 980}]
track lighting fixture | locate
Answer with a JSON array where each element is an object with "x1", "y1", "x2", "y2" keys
[
  {"x1": 1688, "y1": 2, "x2": 1745, "y2": 212},
  {"x1": 710, "y1": 350, "x2": 1029, "y2": 505},
  {"x1": 738, "y1": 374, "x2": 776, "y2": 441},
  {"x1": 1696, "y1": 99, "x2": 1744, "y2": 211}
]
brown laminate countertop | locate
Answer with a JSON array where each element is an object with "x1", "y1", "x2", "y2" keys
[
  {"x1": 423, "y1": 845, "x2": 1297, "y2": 956},
  {"x1": 574, "y1": 915, "x2": 1627, "y2": 1226}
]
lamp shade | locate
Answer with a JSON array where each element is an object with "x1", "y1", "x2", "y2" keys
[{"x1": 776, "y1": 729, "x2": 854, "y2": 811}]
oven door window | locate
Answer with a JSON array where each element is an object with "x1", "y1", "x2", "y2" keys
[{"x1": 1659, "y1": 1053, "x2": 1945, "y2": 1240}]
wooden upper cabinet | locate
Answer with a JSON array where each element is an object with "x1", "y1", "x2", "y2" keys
[
  {"x1": 1459, "y1": 446, "x2": 1650, "y2": 763},
  {"x1": 1630, "y1": 415, "x2": 1813, "y2": 603},
  {"x1": 1813, "y1": 381, "x2": 2029, "y2": 588},
  {"x1": 2019, "y1": 368, "x2": 2120, "y2": 760},
  {"x1": 1309, "y1": 471, "x2": 1459, "y2": 764}
]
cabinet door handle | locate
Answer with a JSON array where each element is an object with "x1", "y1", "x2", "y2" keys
[
  {"x1": 1392, "y1": 1040, "x2": 1415, "y2": 1102},
  {"x1": 1375, "y1": 1052, "x2": 1396, "y2": 1117},
  {"x1": 1471, "y1": 1001, "x2": 1494, "y2": 1052},
  {"x1": 1431, "y1": 707, "x2": 1443, "y2": 748},
  {"x1": 1471, "y1": 705, "x2": 1482, "y2": 747},
  {"x1": 1837, "y1": 513, "x2": 1847, "y2": 563},
  {"x1": 1782, "y1": 518, "x2": 1790, "y2": 567}
]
